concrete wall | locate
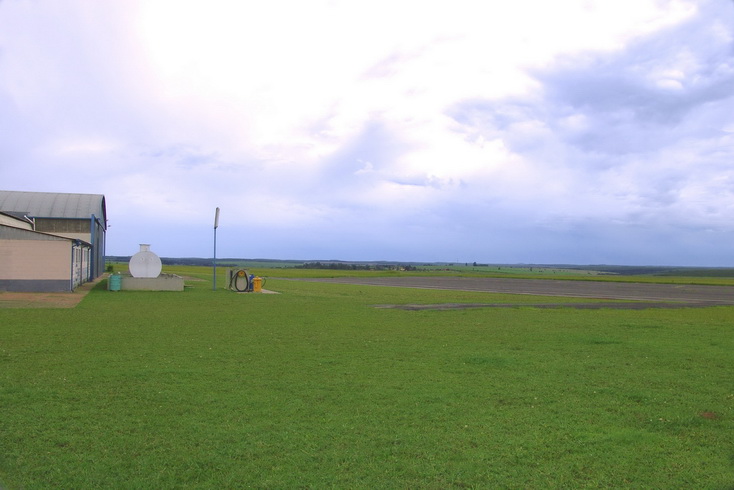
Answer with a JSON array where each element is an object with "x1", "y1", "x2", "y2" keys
[{"x1": 113, "y1": 273, "x2": 184, "y2": 291}]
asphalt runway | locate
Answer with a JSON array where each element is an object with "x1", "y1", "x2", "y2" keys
[{"x1": 290, "y1": 276, "x2": 734, "y2": 309}]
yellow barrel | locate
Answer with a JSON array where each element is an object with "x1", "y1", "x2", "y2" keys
[{"x1": 253, "y1": 276, "x2": 263, "y2": 292}]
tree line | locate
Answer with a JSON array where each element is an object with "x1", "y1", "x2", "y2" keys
[{"x1": 296, "y1": 262, "x2": 418, "y2": 271}]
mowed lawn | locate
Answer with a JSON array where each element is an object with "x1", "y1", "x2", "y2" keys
[{"x1": 1, "y1": 271, "x2": 733, "y2": 488}]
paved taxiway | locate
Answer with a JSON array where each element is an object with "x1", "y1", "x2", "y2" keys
[{"x1": 290, "y1": 276, "x2": 734, "y2": 307}]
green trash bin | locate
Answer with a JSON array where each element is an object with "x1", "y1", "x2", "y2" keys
[{"x1": 109, "y1": 273, "x2": 122, "y2": 291}]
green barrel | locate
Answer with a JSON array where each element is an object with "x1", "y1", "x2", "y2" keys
[{"x1": 109, "y1": 273, "x2": 122, "y2": 291}]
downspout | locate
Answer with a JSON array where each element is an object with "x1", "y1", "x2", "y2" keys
[
  {"x1": 24, "y1": 215, "x2": 36, "y2": 230},
  {"x1": 90, "y1": 214, "x2": 106, "y2": 280},
  {"x1": 70, "y1": 240, "x2": 77, "y2": 291},
  {"x1": 100, "y1": 216, "x2": 106, "y2": 277},
  {"x1": 90, "y1": 214, "x2": 96, "y2": 279}
]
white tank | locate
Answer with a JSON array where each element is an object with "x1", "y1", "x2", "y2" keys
[{"x1": 129, "y1": 244, "x2": 162, "y2": 278}]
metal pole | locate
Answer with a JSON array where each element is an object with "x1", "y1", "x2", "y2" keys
[{"x1": 213, "y1": 207, "x2": 220, "y2": 291}]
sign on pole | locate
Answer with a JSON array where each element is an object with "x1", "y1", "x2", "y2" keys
[{"x1": 213, "y1": 207, "x2": 220, "y2": 290}]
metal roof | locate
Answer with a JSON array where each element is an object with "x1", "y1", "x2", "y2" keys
[
  {"x1": 0, "y1": 190, "x2": 106, "y2": 226},
  {"x1": 0, "y1": 224, "x2": 69, "y2": 241}
]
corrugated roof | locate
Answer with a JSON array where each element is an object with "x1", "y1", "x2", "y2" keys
[{"x1": 0, "y1": 190, "x2": 106, "y2": 225}]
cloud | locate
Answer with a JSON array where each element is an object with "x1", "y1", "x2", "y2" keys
[
  {"x1": 1, "y1": 0, "x2": 733, "y2": 264},
  {"x1": 446, "y1": 0, "x2": 734, "y2": 243}
]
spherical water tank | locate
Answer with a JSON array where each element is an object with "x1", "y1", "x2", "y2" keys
[{"x1": 129, "y1": 244, "x2": 162, "y2": 278}]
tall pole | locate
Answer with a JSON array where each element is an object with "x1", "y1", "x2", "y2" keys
[{"x1": 213, "y1": 207, "x2": 220, "y2": 291}]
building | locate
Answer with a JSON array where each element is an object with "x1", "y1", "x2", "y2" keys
[{"x1": 0, "y1": 190, "x2": 107, "y2": 292}]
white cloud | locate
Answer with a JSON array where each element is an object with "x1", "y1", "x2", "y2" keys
[{"x1": 1, "y1": 0, "x2": 733, "y2": 264}]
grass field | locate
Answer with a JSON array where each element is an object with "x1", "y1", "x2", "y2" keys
[{"x1": 1, "y1": 267, "x2": 733, "y2": 488}]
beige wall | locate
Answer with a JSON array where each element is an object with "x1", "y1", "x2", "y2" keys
[
  {"x1": 0, "y1": 215, "x2": 32, "y2": 229},
  {"x1": 0, "y1": 240, "x2": 70, "y2": 280}
]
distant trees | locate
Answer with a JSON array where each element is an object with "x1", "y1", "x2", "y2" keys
[{"x1": 296, "y1": 262, "x2": 417, "y2": 271}]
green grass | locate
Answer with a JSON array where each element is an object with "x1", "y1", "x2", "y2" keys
[
  {"x1": 109, "y1": 261, "x2": 734, "y2": 286},
  {"x1": 261, "y1": 266, "x2": 734, "y2": 286},
  {"x1": 1, "y1": 269, "x2": 733, "y2": 488}
]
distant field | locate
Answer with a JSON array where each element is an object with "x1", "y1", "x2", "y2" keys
[
  {"x1": 2, "y1": 266, "x2": 732, "y2": 487},
  {"x1": 108, "y1": 258, "x2": 734, "y2": 281}
]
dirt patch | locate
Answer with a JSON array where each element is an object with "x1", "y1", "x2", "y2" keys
[{"x1": 0, "y1": 276, "x2": 106, "y2": 309}]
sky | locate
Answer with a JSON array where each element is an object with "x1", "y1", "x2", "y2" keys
[{"x1": 1, "y1": 0, "x2": 733, "y2": 265}]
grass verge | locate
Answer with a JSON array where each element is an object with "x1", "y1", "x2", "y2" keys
[{"x1": 1, "y1": 271, "x2": 733, "y2": 487}]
